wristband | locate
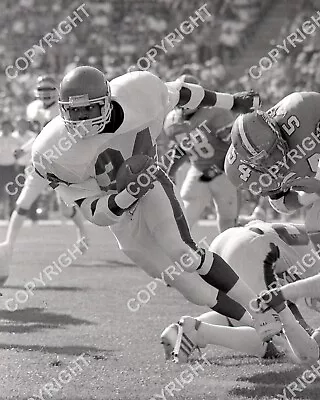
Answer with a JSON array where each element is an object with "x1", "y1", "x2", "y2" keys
[{"x1": 215, "y1": 93, "x2": 234, "y2": 110}]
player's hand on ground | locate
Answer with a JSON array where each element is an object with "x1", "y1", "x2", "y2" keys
[{"x1": 232, "y1": 90, "x2": 261, "y2": 113}]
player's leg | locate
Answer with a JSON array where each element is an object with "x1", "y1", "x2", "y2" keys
[
  {"x1": 111, "y1": 211, "x2": 233, "y2": 309},
  {"x1": 111, "y1": 206, "x2": 252, "y2": 327},
  {"x1": 161, "y1": 311, "x2": 283, "y2": 362},
  {"x1": 278, "y1": 305, "x2": 319, "y2": 363},
  {"x1": 143, "y1": 176, "x2": 281, "y2": 341},
  {"x1": 58, "y1": 197, "x2": 89, "y2": 252},
  {"x1": 4, "y1": 171, "x2": 47, "y2": 245},
  {"x1": 258, "y1": 289, "x2": 320, "y2": 363},
  {"x1": 0, "y1": 170, "x2": 47, "y2": 278},
  {"x1": 209, "y1": 173, "x2": 239, "y2": 232},
  {"x1": 180, "y1": 166, "x2": 210, "y2": 229},
  {"x1": 275, "y1": 274, "x2": 320, "y2": 304}
]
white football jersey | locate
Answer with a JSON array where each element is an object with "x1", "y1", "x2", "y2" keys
[
  {"x1": 32, "y1": 71, "x2": 182, "y2": 203},
  {"x1": 26, "y1": 99, "x2": 59, "y2": 132}
]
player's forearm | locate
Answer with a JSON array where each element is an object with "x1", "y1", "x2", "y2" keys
[
  {"x1": 178, "y1": 85, "x2": 234, "y2": 110},
  {"x1": 76, "y1": 190, "x2": 137, "y2": 227},
  {"x1": 177, "y1": 83, "x2": 259, "y2": 113}
]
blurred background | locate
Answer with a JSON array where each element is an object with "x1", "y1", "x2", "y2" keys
[{"x1": 0, "y1": 0, "x2": 318, "y2": 221}]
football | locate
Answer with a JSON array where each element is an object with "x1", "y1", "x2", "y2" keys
[{"x1": 116, "y1": 154, "x2": 153, "y2": 192}]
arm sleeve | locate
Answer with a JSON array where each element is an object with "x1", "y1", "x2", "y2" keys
[
  {"x1": 165, "y1": 79, "x2": 234, "y2": 113},
  {"x1": 47, "y1": 178, "x2": 120, "y2": 226},
  {"x1": 54, "y1": 177, "x2": 139, "y2": 227}
]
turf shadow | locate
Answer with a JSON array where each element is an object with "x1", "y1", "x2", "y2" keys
[
  {"x1": 0, "y1": 307, "x2": 95, "y2": 333},
  {"x1": 70, "y1": 259, "x2": 135, "y2": 268},
  {"x1": 5, "y1": 285, "x2": 85, "y2": 291},
  {"x1": 0, "y1": 343, "x2": 114, "y2": 357},
  {"x1": 229, "y1": 368, "x2": 320, "y2": 399}
]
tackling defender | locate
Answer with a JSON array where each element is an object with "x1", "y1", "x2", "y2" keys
[
  {"x1": 161, "y1": 220, "x2": 320, "y2": 364},
  {"x1": 31, "y1": 66, "x2": 280, "y2": 341},
  {"x1": 163, "y1": 74, "x2": 238, "y2": 232},
  {"x1": 0, "y1": 76, "x2": 88, "y2": 284},
  {"x1": 225, "y1": 91, "x2": 320, "y2": 248}
]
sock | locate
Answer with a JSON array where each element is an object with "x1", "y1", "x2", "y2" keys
[
  {"x1": 199, "y1": 251, "x2": 264, "y2": 315},
  {"x1": 212, "y1": 291, "x2": 247, "y2": 321},
  {"x1": 197, "y1": 322, "x2": 267, "y2": 357}
]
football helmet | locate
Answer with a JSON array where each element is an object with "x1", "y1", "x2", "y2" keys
[
  {"x1": 231, "y1": 110, "x2": 289, "y2": 175},
  {"x1": 59, "y1": 66, "x2": 112, "y2": 137},
  {"x1": 34, "y1": 75, "x2": 58, "y2": 105}
]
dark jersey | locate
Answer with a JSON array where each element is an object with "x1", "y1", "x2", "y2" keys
[
  {"x1": 225, "y1": 92, "x2": 320, "y2": 196},
  {"x1": 163, "y1": 107, "x2": 234, "y2": 173}
]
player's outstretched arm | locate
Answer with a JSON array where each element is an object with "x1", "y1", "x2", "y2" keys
[{"x1": 175, "y1": 80, "x2": 260, "y2": 114}]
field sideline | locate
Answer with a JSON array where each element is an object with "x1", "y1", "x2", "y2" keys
[{"x1": 1, "y1": 221, "x2": 320, "y2": 400}]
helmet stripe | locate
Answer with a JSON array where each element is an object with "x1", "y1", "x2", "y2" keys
[{"x1": 238, "y1": 115, "x2": 258, "y2": 156}]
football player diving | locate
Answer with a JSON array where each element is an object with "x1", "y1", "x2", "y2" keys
[
  {"x1": 225, "y1": 91, "x2": 320, "y2": 249},
  {"x1": 161, "y1": 219, "x2": 320, "y2": 364},
  {"x1": 0, "y1": 75, "x2": 88, "y2": 284},
  {"x1": 31, "y1": 66, "x2": 281, "y2": 346},
  {"x1": 163, "y1": 74, "x2": 239, "y2": 233}
]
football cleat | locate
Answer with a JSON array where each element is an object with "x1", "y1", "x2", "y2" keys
[{"x1": 160, "y1": 316, "x2": 202, "y2": 363}]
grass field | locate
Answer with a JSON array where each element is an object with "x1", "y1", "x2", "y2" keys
[{"x1": 1, "y1": 221, "x2": 320, "y2": 400}]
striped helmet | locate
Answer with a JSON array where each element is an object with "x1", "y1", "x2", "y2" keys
[{"x1": 231, "y1": 110, "x2": 288, "y2": 170}]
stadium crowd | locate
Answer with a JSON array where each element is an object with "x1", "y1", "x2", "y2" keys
[{"x1": 0, "y1": 0, "x2": 318, "y2": 220}]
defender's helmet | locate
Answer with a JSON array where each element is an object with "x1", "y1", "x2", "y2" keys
[
  {"x1": 34, "y1": 75, "x2": 58, "y2": 104},
  {"x1": 231, "y1": 110, "x2": 289, "y2": 174},
  {"x1": 59, "y1": 66, "x2": 112, "y2": 137}
]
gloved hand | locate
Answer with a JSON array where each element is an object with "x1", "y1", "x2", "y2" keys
[{"x1": 232, "y1": 90, "x2": 261, "y2": 113}]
